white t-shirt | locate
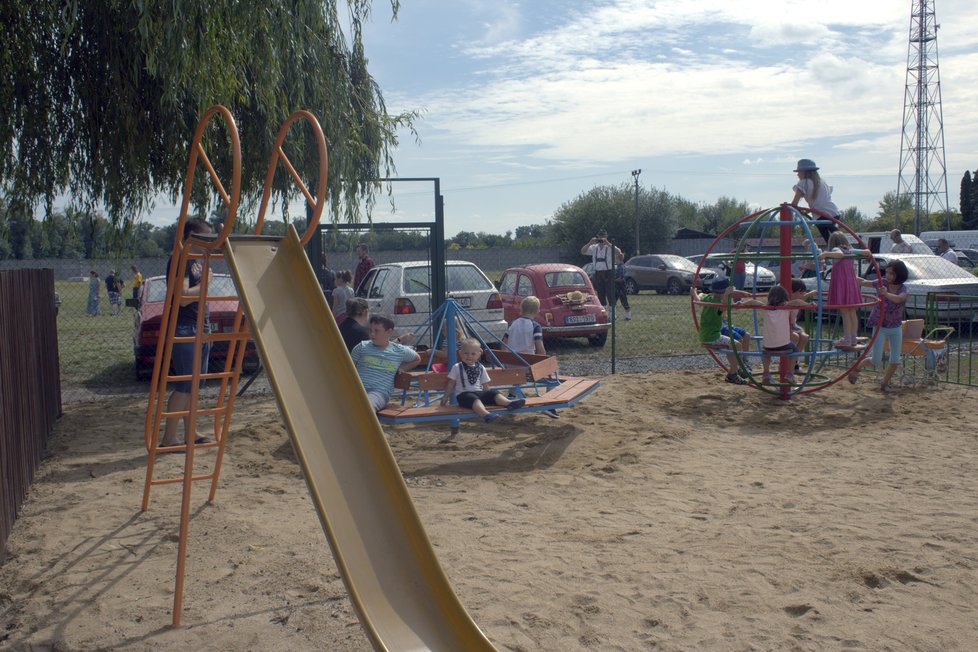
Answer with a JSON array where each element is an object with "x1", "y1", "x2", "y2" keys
[
  {"x1": 447, "y1": 362, "x2": 491, "y2": 398},
  {"x1": 793, "y1": 178, "x2": 840, "y2": 217},
  {"x1": 505, "y1": 316, "x2": 542, "y2": 354},
  {"x1": 585, "y1": 243, "x2": 614, "y2": 271},
  {"x1": 940, "y1": 249, "x2": 957, "y2": 263},
  {"x1": 762, "y1": 310, "x2": 792, "y2": 349},
  {"x1": 890, "y1": 241, "x2": 913, "y2": 253}
]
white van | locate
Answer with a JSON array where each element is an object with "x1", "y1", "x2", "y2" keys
[
  {"x1": 919, "y1": 230, "x2": 978, "y2": 251},
  {"x1": 854, "y1": 232, "x2": 931, "y2": 255}
]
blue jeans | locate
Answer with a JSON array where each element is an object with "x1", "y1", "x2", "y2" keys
[{"x1": 870, "y1": 325, "x2": 902, "y2": 367}]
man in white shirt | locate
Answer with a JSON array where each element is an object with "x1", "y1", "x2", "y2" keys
[
  {"x1": 889, "y1": 229, "x2": 913, "y2": 253},
  {"x1": 937, "y1": 238, "x2": 958, "y2": 264},
  {"x1": 580, "y1": 229, "x2": 622, "y2": 309}
]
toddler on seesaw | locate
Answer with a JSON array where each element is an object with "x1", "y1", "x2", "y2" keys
[{"x1": 440, "y1": 338, "x2": 525, "y2": 422}]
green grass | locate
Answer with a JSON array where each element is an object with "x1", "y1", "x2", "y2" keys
[
  {"x1": 544, "y1": 292, "x2": 708, "y2": 359},
  {"x1": 56, "y1": 280, "x2": 138, "y2": 388}
]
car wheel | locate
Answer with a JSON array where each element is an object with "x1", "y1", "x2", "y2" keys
[
  {"x1": 624, "y1": 278, "x2": 639, "y2": 295},
  {"x1": 588, "y1": 333, "x2": 608, "y2": 347},
  {"x1": 666, "y1": 277, "x2": 683, "y2": 295}
]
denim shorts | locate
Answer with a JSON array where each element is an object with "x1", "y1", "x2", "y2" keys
[{"x1": 172, "y1": 323, "x2": 211, "y2": 392}]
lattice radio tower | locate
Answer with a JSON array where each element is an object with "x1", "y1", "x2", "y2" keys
[{"x1": 897, "y1": 0, "x2": 950, "y2": 233}]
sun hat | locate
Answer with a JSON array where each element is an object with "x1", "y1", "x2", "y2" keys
[
  {"x1": 566, "y1": 290, "x2": 586, "y2": 302},
  {"x1": 596, "y1": 228, "x2": 608, "y2": 237},
  {"x1": 793, "y1": 159, "x2": 819, "y2": 172},
  {"x1": 711, "y1": 278, "x2": 730, "y2": 292}
]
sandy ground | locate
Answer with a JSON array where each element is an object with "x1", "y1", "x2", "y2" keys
[{"x1": 2, "y1": 370, "x2": 977, "y2": 651}]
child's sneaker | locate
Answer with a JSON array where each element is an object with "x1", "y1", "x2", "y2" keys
[
  {"x1": 737, "y1": 367, "x2": 750, "y2": 379},
  {"x1": 725, "y1": 373, "x2": 746, "y2": 385},
  {"x1": 543, "y1": 409, "x2": 560, "y2": 419},
  {"x1": 761, "y1": 373, "x2": 773, "y2": 385},
  {"x1": 484, "y1": 413, "x2": 499, "y2": 423},
  {"x1": 506, "y1": 398, "x2": 526, "y2": 410}
]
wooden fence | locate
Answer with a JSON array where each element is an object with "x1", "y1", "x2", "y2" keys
[{"x1": 0, "y1": 268, "x2": 62, "y2": 558}]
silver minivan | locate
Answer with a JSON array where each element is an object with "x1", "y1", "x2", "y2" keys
[{"x1": 355, "y1": 260, "x2": 508, "y2": 343}]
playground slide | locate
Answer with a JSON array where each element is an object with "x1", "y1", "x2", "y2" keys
[{"x1": 224, "y1": 228, "x2": 496, "y2": 652}]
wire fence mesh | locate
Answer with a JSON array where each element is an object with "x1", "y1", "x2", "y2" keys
[{"x1": 9, "y1": 244, "x2": 978, "y2": 403}]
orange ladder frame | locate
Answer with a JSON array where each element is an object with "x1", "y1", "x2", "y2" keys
[{"x1": 141, "y1": 105, "x2": 327, "y2": 627}]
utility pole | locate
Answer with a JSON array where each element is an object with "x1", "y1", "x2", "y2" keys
[
  {"x1": 896, "y1": 0, "x2": 950, "y2": 234},
  {"x1": 631, "y1": 169, "x2": 641, "y2": 255}
]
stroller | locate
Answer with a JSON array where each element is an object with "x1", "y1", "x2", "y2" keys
[{"x1": 895, "y1": 319, "x2": 954, "y2": 388}]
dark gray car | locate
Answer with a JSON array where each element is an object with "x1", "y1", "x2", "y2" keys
[{"x1": 622, "y1": 254, "x2": 715, "y2": 295}]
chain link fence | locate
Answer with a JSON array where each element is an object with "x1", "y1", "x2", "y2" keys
[{"x1": 4, "y1": 244, "x2": 978, "y2": 404}]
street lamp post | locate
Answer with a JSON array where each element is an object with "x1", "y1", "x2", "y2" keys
[{"x1": 631, "y1": 169, "x2": 641, "y2": 255}]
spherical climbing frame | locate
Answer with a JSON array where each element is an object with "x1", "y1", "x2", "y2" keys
[{"x1": 691, "y1": 205, "x2": 883, "y2": 399}]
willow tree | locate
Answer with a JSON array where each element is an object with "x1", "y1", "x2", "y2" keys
[{"x1": 0, "y1": 0, "x2": 417, "y2": 232}]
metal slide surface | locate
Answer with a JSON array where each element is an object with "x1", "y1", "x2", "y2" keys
[{"x1": 224, "y1": 229, "x2": 496, "y2": 652}]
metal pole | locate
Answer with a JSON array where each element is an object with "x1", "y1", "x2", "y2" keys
[{"x1": 631, "y1": 169, "x2": 641, "y2": 255}]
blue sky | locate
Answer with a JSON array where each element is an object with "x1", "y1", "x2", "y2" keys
[
  {"x1": 349, "y1": 0, "x2": 978, "y2": 237},
  {"x1": 136, "y1": 0, "x2": 977, "y2": 238}
]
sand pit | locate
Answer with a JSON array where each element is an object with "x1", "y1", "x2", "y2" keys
[{"x1": 2, "y1": 370, "x2": 977, "y2": 651}]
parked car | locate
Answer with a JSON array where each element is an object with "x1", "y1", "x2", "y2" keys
[
  {"x1": 685, "y1": 254, "x2": 776, "y2": 292},
  {"x1": 620, "y1": 254, "x2": 717, "y2": 295},
  {"x1": 802, "y1": 253, "x2": 978, "y2": 325},
  {"x1": 855, "y1": 232, "x2": 931, "y2": 255},
  {"x1": 355, "y1": 260, "x2": 507, "y2": 344},
  {"x1": 582, "y1": 262, "x2": 596, "y2": 282},
  {"x1": 958, "y1": 248, "x2": 978, "y2": 265},
  {"x1": 952, "y1": 251, "x2": 975, "y2": 270},
  {"x1": 133, "y1": 274, "x2": 258, "y2": 381},
  {"x1": 497, "y1": 264, "x2": 611, "y2": 347}
]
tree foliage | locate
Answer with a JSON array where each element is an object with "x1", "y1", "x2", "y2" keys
[
  {"x1": 961, "y1": 170, "x2": 978, "y2": 229},
  {"x1": 0, "y1": 0, "x2": 417, "y2": 235},
  {"x1": 869, "y1": 191, "x2": 962, "y2": 233},
  {"x1": 549, "y1": 184, "x2": 677, "y2": 258}
]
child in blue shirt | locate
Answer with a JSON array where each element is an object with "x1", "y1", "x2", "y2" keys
[{"x1": 351, "y1": 314, "x2": 421, "y2": 411}]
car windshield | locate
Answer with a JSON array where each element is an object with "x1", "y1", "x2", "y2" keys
[
  {"x1": 667, "y1": 256, "x2": 698, "y2": 272},
  {"x1": 544, "y1": 270, "x2": 588, "y2": 288},
  {"x1": 894, "y1": 257, "x2": 977, "y2": 281},
  {"x1": 146, "y1": 274, "x2": 237, "y2": 303},
  {"x1": 403, "y1": 265, "x2": 494, "y2": 293}
]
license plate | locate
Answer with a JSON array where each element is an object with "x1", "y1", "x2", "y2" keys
[
  {"x1": 565, "y1": 314, "x2": 596, "y2": 325},
  {"x1": 452, "y1": 296, "x2": 472, "y2": 307}
]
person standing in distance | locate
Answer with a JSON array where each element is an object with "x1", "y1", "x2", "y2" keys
[
  {"x1": 581, "y1": 229, "x2": 621, "y2": 310},
  {"x1": 131, "y1": 265, "x2": 143, "y2": 307},
  {"x1": 353, "y1": 243, "x2": 375, "y2": 291},
  {"x1": 936, "y1": 238, "x2": 958, "y2": 264},
  {"x1": 889, "y1": 229, "x2": 913, "y2": 253}
]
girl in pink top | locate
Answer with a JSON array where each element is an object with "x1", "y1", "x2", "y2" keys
[{"x1": 819, "y1": 232, "x2": 871, "y2": 347}]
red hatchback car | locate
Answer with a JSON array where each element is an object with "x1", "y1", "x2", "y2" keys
[
  {"x1": 133, "y1": 273, "x2": 258, "y2": 380},
  {"x1": 497, "y1": 264, "x2": 611, "y2": 347}
]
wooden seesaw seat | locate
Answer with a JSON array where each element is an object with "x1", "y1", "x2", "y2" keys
[{"x1": 376, "y1": 350, "x2": 598, "y2": 425}]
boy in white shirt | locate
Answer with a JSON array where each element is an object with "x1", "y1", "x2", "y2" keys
[
  {"x1": 503, "y1": 296, "x2": 560, "y2": 418},
  {"x1": 503, "y1": 295, "x2": 546, "y2": 355},
  {"x1": 440, "y1": 339, "x2": 525, "y2": 423}
]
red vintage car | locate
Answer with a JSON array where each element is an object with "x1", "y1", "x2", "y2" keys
[
  {"x1": 132, "y1": 273, "x2": 258, "y2": 380},
  {"x1": 497, "y1": 264, "x2": 611, "y2": 347}
]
